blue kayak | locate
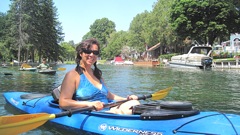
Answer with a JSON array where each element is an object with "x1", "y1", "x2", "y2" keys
[{"x1": 3, "y1": 92, "x2": 240, "y2": 135}]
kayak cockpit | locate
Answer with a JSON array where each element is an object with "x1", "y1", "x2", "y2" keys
[{"x1": 19, "y1": 92, "x2": 201, "y2": 120}]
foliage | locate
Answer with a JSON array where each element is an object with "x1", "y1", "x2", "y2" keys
[
  {"x1": 0, "y1": 42, "x2": 12, "y2": 60},
  {"x1": 82, "y1": 32, "x2": 93, "y2": 41},
  {"x1": 159, "y1": 53, "x2": 178, "y2": 60},
  {"x1": 102, "y1": 31, "x2": 129, "y2": 59},
  {"x1": 0, "y1": 0, "x2": 240, "y2": 62},
  {"x1": 128, "y1": 11, "x2": 150, "y2": 52},
  {"x1": 89, "y1": 18, "x2": 116, "y2": 49},
  {"x1": 146, "y1": 0, "x2": 178, "y2": 46},
  {"x1": 0, "y1": 13, "x2": 7, "y2": 42},
  {"x1": 1, "y1": 0, "x2": 64, "y2": 62},
  {"x1": 212, "y1": 51, "x2": 233, "y2": 59},
  {"x1": 170, "y1": 0, "x2": 240, "y2": 45},
  {"x1": 60, "y1": 41, "x2": 75, "y2": 61}
]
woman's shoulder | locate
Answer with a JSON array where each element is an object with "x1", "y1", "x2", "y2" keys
[{"x1": 66, "y1": 69, "x2": 79, "y2": 77}]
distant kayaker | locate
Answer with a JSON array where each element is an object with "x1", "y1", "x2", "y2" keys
[
  {"x1": 59, "y1": 38, "x2": 140, "y2": 115},
  {"x1": 20, "y1": 61, "x2": 27, "y2": 68},
  {"x1": 37, "y1": 58, "x2": 51, "y2": 70},
  {"x1": 1, "y1": 60, "x2": 7, "y2": 67}
]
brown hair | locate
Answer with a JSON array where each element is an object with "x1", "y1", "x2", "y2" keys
[{"x1": 75, "y1": 38, "x2": 102, "y2": 80}]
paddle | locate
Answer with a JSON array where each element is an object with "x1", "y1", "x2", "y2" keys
[
  {"x1": 0, "y1": 87, "x2": 172, "y2": 134},
  {"x1": 3, "y1": 72, "x2": 13, "y2": 76},
  {"x1": 21, "y1": 63, "x2": 32, "y2": 68},
  {"x1": 57, "y1": 67, "x2": 66, "y2": 71},
  {"x1": 105, "y1": 86, "x2": 172, "y2": 108}
]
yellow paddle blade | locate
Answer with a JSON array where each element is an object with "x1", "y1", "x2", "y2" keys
[
  {"x1": 0, "y1": 113, "x2": 55, "y2": 135},
  {"x1": 22, "y1": 63, "x2": 32, "y2": 68},
  {"x1": 155, "y1": 87, "x2": 172, "y2": 94},
  {"x1": 151, "y1": 87, "x2": 172, "y2": 100},
  {"x1": 58, "y1": 67, "x2": 66, "y2": 71}
]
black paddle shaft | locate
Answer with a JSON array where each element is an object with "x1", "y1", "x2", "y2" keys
[
  {"x1": 55, "y1": 106, "x2": 95, "y2": 118},
  {"x1": 55, "y1": 94, "x2": 152, "y2": 118},
  {"x1": 104, "y1": 94, "x2": 152, "y2": 108},
  {"x1": 138, "y1": 94, "x2": 152, "y2": 100}
]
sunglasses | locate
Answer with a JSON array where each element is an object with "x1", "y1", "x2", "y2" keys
[{"x1": 82, "y1": 49, "x2": 99, "y2": 55}]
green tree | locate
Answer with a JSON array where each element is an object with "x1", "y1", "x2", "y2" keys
[
  {"x1": 0, "y1": 13, "x2": 7, "y2": 42},
  {"x1": 171, "y1": 0, "x2": 240, "y2": 45},
  {"x1": 3, "y1": 0, "x2": 63, "y2": 63},
  {"x1": 128, "y1": 11, "x2": 150, "y2": 52},
  {"x1": 103, "y1": 31, "x2": 129, "y2": 59},
  {"x1": 89, "y1": 18, "x2": 116, "y2": 49},
  {"x1": 82, "y1": 32, "x2": 93, "y2": 41},
  {"x1": 60, "y1": 41, "x2": 75, "y2": 61},
  {"x1": 37, "y1": 0, "x2": 64, "y2": 62},
  {"x1": 147, "y1": 0, "x2": 177, "y2": 47},
  {"x1": 128, "y1": 0, "x2": 176, "y2": 54}
]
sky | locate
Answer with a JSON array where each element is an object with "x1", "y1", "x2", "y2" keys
[{"x1": 0, "y1": 0, "x2": 157, "y2": 44}]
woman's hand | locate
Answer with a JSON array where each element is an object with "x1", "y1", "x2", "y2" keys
[
  {"x1": 90, "y1": 101, "x2": 104, "y2": 111},
  {"x1": 127, "y1": 95, "x2": 138, "y2": 100}
]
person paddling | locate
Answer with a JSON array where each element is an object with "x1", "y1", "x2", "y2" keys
[
  {"x1": 59, "y1": 38, "x2": 140, "y2": 114},
  {"x1": 37, "y1": 58, "x2": 51, "y2": 70}
]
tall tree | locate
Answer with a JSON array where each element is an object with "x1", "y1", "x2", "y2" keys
[
  {"x1": 5, "y1": 0, "x2": 27, "y2": 62},
  {"x1": 147, "y1": 0, "x2": 177, "y2": 47},
  {"x1": 82, "y1": 32, "x2": 93, "y2": 41},
  {"x1": 89, "y1": 18, "x2": 116, "y2": 49},
  {"x1": 171, "y1": 0, "x2": 240, "y2": 45},
  {"x1": 3, "y1": 0, "x2": 63, "y2": 62},
  {"x1": 128, "y1": 11, "x2": 150, "y2": 52},
  {"x1": 60, "y1": 41, "x2": 75, "y2": 61},
  {"x1": 20, "y1": 0, "x2": 39, "y2": 62},
  {"x1": 0, "y1": 13, "x2": 7, "y2": 42},
  {"x1": 38, "y1": 0, "x2": 64, "y2": 62},
  {"x1": 103, "y1": 31, "x2": 129, "y2": 59}
]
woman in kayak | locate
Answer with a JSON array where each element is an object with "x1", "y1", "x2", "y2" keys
[{"x1": 59, "y1": 38, "x2": 140, "y2": 114}]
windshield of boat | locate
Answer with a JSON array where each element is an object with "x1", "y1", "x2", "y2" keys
[{"x1": 190, "y1": 47, "x2": 212, "y2": 55}]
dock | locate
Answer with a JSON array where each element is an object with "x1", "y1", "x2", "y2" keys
[
  {"x1": 212, "y1": 60, "x2": 240, "y2": 69},
  {"x1": 134, "y1": 60, "x2": 160, "y2": 66}
]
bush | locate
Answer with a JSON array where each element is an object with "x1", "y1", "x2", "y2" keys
[{"x1": 159, "y1": 53, "x2": 178, "y2": 60}]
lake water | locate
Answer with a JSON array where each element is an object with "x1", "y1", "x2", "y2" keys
[{"x1": 1, "y1": 64, "x2": 240, "y2": 134}]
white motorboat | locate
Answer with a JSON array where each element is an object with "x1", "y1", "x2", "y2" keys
[{"x1": 169, "y1": 45, "x2": 213, "y2": 69}]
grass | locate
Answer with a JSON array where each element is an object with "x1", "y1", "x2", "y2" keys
[
  {"x1": 213, "y1": 58, "x2": 236, "y2": 62},
  {"x1": 97, "y1": 60, "x2": 107, "y2": 64}
]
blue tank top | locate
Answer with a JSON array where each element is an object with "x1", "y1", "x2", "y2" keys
[{"x1": 75, "y1": 73, "x2": 109, "y2": 104}]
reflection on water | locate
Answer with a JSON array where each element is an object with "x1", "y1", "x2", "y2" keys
[{"x1": 1, "y1": 65, "x2": 240, "y2": 134}]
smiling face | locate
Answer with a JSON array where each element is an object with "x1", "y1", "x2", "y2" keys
[
  {"x1": 80, "y1": 44, "x2": 99, "y2": 66},
  {"x1": 76, "y1": 38, "x2": 100, "y2": 68}
]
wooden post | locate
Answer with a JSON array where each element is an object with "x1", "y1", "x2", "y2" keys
[{"x1": 236, "y1": 57, "x2": 239, "y2": 67}]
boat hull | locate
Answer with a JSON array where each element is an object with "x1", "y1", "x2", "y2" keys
[
  {"x1": 169, "y1": 62, "x2": 208, "y2": 69},
  {"x1": 3, "y1": 92, "x2": 240, "y2": 135},
  {"x1": 38, "y1": 70, "x2": 56, "y2": 75},
  {"x1": 19, "y1": 67, "x2": 37, "y2": 71},
  {"x1": 169, "y1": 45, "x2": 213, "y2": 69}
]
